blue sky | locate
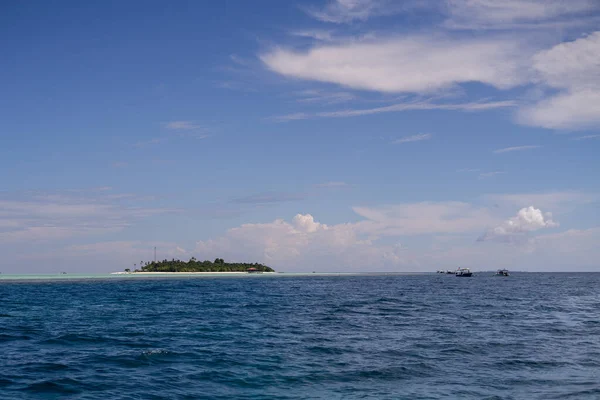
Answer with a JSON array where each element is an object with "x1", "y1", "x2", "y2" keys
[{"x1": 1, "y1": 0, "x2": 599, "y2": 273}]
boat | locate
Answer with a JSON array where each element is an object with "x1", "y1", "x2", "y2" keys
[
  {"x1": 495, "y1": 269, "x2": 509, "y2": 276},
  {"x1": 455, "y1": 267, "x2": 472, "y2": 277},
  {"x1": 446, "y1": 270, "x2": 454, "y2": 274}
]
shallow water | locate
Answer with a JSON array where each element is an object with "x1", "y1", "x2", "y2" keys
[{"x1": 1, "y1": 273, "x2": 599, "y2": 399}]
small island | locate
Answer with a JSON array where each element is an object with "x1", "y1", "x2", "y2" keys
[{"x1": 124, "y1": 257, "x2": 275, "y2": 273}]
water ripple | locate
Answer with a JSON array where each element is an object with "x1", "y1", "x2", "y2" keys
[{"x1": 1, "y1": 273, "x2": 599, "y2": 399}]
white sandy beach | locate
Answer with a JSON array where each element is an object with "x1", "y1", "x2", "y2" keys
[{"x1": 110, "y1": 271, "x2": 276, "y2": 275}]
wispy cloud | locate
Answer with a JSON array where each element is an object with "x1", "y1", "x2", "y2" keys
[
  {"x1": 315, "y1": 181, "x2": 349, "y2": 188},
  {"x1": 493, "y1": 145, "x2": 541, "y2": 154},
  {"x1": 269, "y1": 99, "x2": 515, "y2": 122},
  {"x1": 318, "y1": 99, "x2": 515, "y2": 117},
  {"x1": 457, "y1": 168, "x2": 480, "y2": 172},
  {"x1": 231, "y1": 192, "x2": 305, "y2": 205},
  {"x1": 0, "y1": 190, "x2": 177, "y2": 243},
  {"x1": 134, "y1": 137, "x2": 164, "y2": 148},
  {"x1": 165, "y1": 121, "x2": 201, "y2": 130},
  {"x1": 484, "y1": 191, "x2": 596, "y2": 211},
  {"x1": 229, "y1": 54, "x2": 253, "y2": 67},
  {"x1": 295, "y1": 89, "x2": 355, "y2": 104},
  {"x1": 479, "y1": 171, "x2": 505, "y2": 179},
  {"x1": 393, "y1": 133, "x2": 432, "y2": 144},
  {"x1": 112, "y1": 161, "x2": 128, "y2": 168},
  {"x1": 134, "y1": 122, "x2": 211, "y2": 147},
  {"x1": 304, "y1": 0, "x2": 428, "y2": 24},
  {"x1": 268, "y1": 112, "x2": 310, "y2": 123},
  {"x1": 444, "y1": 0, "x2": 600, "y2": 30},
  {"x1": 291, "y1": 30, "x2": 334, "y2": 41},
  {"x1": 574, "y1": 134, "x2": 600, "y2": 140}
]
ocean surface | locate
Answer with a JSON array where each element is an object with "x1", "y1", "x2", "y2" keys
[{"x1": 1, "y1": 273, "x2": 599, "y2": 399}]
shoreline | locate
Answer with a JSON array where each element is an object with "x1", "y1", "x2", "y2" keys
[{"x1": 111, "y1": 271, "x2": 275, "y2": 275}]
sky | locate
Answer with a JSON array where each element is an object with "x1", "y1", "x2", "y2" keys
[{"x1": 1, "y1": 0, "x2": 599, "y2": 273}]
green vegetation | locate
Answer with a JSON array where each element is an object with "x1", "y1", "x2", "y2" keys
[{"x1": 130, "y1": 257, "x2": 275, "y2": 273}]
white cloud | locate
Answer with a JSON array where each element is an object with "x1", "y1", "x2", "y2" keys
[
  {"x1": 478, "y1": 206, "x2": 558, "y2": 242},
  {"x1": 292, "y1": 213, "x2": 327, "y2": 233},
  {"x1": 393, "y1": 133, "x2": 432, "y2": 144},
  {"x1": 493, "y1": 145, "x2": 541, "y2": 153},
  {"x1": 191, "y1": 202, "x2": 600, "y2": 271},
  {"x1": 518, "y1": 32, "x2": 600, "y2": 130},
  {"x1": 195, "y1": 213, "x2": 421, "y2": 271},
  {"x1": 194, "y1": 203, "x2": 503, "y2": 271},
  {"x1": 263, "y1": 3, "x2": 600, "y2": 131},
  {"x1": 261, "y1": 36, "x2": 529, "y2": 94},
  {"x1": 518, "y1": 89, "x2": 600, "y2": 130}
]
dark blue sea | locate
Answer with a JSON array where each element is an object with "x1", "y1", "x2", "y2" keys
[{"x1": 1, "y1": 273, "x2": 600, "y2": 399}]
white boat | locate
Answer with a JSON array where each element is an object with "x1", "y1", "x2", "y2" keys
[
  {"x1": 495, "y1": 269, "x2": 509, "y2": 276},
  {"x1": 455, "y1": 267, "x2": 473, "y2": 277}
]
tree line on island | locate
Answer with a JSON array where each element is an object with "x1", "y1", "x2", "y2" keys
[{"x1": 125, "y1": 257, "x2": 275, "y2": 273}]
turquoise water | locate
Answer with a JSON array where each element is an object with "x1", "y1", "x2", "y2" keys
[
  {"x1": 1, "y1": 273, "x2": 599, "y2": 399},
  {"x1": 0, "y1": 272, "x2": 420, "y2": 281}
]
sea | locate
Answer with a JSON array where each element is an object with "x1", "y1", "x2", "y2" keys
[{"x1": 1, "y1": 272, "x2": 599, "y2": 399}]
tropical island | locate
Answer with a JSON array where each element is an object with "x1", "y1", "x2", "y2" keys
[{"x1": 124, "y1": 258, "x2": 275, "y2": 273}]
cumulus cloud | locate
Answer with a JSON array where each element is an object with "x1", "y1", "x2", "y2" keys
[
  {"x1": 292, "y1": 213, "x2": 327, "y2": 233},
  {"x1": 261, "y1": 36, "x2": 528, "y2": 94},
  {"x1": 518, "y1": 32, "x2": 600, "y2": 130},
  {"x1": 195, "y1": 213, "x2": 388, "y2": 271},
  {"x1": 478, "y1": 206, "x2": 558, "y2": 242},
  {"x1": 194, "y1": 203, "x2": 505, "y2": 271}
]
